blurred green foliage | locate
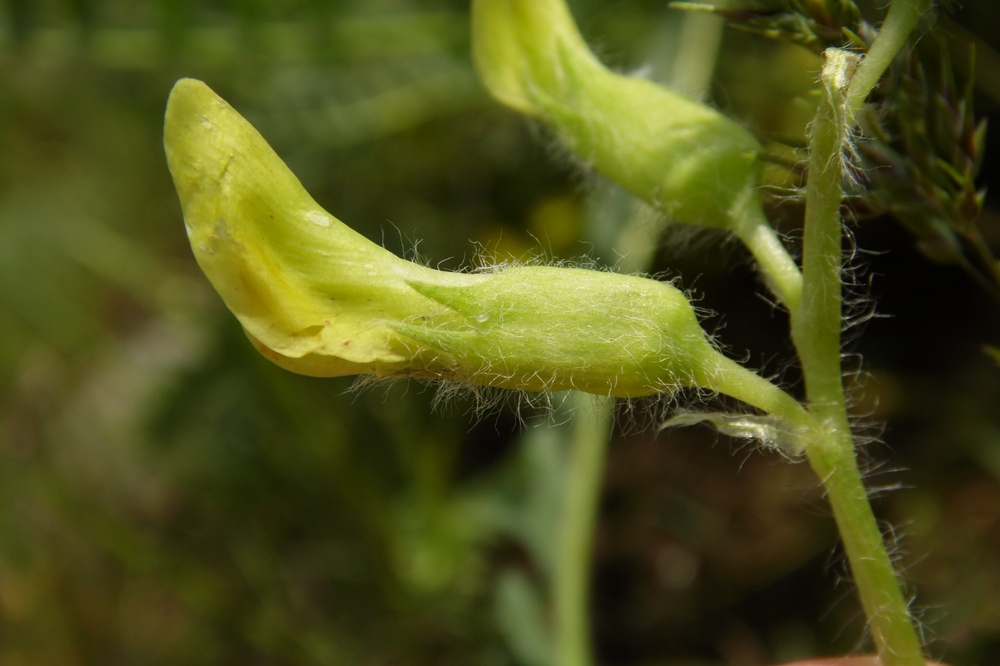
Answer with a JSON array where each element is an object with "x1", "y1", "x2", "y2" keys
[{"x1": 0, "y1": 1, "x2": 998, "y2": 665}]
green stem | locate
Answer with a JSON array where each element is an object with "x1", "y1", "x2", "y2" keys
[
  {"x1": 701, "y1": 354, "x2": 814, "y2": 431},
  {"x1": 549, "y1": 14, "x2": 733, "y2": 666},
  {"x1": 808, "y1": 427, "x2": 925, "y2": 665},
  {"x1": 791, "y1": 48, "x2": 925, "y2": 666},
  {"x1": 667, "y1": 10, "x2": 724, "y2": 99},
  {"x1": 846, "y1": 0, "x2": 932, "y2": 119},
  {"x1": 553, "y1": 393, "x2": 614, "y2": 666},
  {"x1": 793, "y1": 53, "x2": 850, "y2": 415},
  {"x1": 735, "y1": 207, "x2": 803, "y2": 310}
]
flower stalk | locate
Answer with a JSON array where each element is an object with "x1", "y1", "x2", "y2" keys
[{"x1": 846, "y1": 0, "x2": 934, "y2": 118}]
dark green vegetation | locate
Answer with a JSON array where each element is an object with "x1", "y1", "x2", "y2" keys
[{"x1": 1, "y1": 1, "x2": 999, "y2": 664}]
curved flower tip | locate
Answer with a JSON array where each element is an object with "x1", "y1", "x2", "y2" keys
[
  {"x1": 163, "y1": 77, "x2": 445, "y2": 377},
  {"x1": 471, "y1": 0, "x2": 595, "y2": 115},
  {"x1": 163, "y1": 78, "x2": 792, "y2": 407}
]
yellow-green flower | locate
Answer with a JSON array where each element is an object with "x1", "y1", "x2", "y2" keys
[
  {"x1": 472, "y1": 0, "x2": 802, "y2": 308},
  {"x1": 163, "y1": 78, "x2": 809, "y2": 426}
]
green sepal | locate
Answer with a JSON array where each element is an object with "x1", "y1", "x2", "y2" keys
[{"x1": 401, "y1": 267, "x2": 719, "y2": 397}]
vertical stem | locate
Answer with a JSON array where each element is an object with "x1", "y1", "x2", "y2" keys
[
  {"x1": 808, "y1": 432, "x2": 925, "y2": 666},
  {"x1": 668, "y1": 10, "x2": 724, "y2": 99},
  {"x1": 553, "y1": 393, "x2": 614, "y2": 666},
  {"x1": 550, "y1": 14, "x2": 731, "y2": 665},
  {"x1": 791, "y1": 49, "x2": 925, "y2": 666},
  {"x1": 792, "y1": 51, "x2": 852, "y2": 417}
]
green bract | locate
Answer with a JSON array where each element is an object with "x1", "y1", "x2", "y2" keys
[
  {"x1": 472, "y1": 0, "x2": 803, "y2": 308},
  {"x1": 163, "y1": 78, "x2": 806, "y2": 420}
]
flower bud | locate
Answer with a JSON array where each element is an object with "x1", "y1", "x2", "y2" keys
[
  {"x1": 472, "y1": 0, "x2": 803, "y2": 308},
  {"x1": 472, "y1": 0, "x2": 760, "y2": 230},
  {"x1": 165, "y1": 78, "x2": 792, "y2": 404}
]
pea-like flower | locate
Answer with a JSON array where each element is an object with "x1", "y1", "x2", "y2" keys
[
  {"x1": 471, "y1": 0, "x2": 802, "y2": 308},
  {"x1": 164, "y1": 79, "x2": 810, "y2": 430}
]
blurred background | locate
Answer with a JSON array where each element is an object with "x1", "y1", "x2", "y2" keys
[{"x1": 1, "y1": 1, "x2": 999, "y2": 664}]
